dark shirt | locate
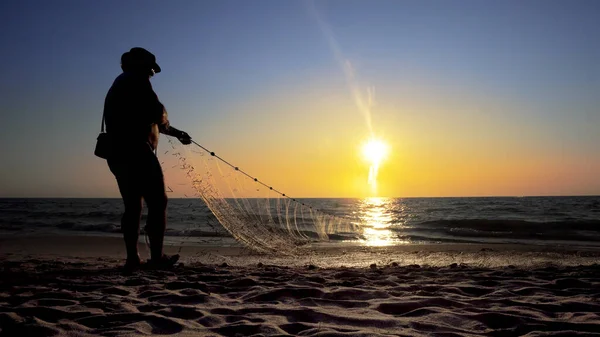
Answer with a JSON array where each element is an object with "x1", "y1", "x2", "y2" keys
[{"x1": 104, "y1": 72, "x2": 169, "y2": 152}]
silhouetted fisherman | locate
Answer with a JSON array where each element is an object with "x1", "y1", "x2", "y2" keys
[{"x1": 103, "y1": 47, "x2": 191, "y2": 271}]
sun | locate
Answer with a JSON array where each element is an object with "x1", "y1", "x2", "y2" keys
[
  {"x1": 361, "y1": 138, "x2": 389, "y2": 191},
  {"x1": 361, "y1": 138, "x2": 388, "y2": 167}
]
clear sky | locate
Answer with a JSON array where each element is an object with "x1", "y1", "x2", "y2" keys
[{"x1": 0, "y1": 0, "x2": 598, "y2": 198}]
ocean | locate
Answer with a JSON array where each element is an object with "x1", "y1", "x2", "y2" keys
[{"x1": 1, "y1": 197, "x2": 599, "y2": 248}]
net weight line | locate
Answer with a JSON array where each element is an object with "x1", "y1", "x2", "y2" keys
[
  {"x1": 164, "y1": 137, "x2": 365, "y2": 254},
  {"x1": 191, "y1": 140, "x2": 316, "y2": 211}
]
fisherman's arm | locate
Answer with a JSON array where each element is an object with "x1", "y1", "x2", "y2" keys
[
  {"x1": 140, "y1": 79, "x2": 192, "y2": 145},
  {"x1": 161, "y1": 124, "x2": 192, "y2": 144},
  {"x1": 139, "y1": 78, "x2": 168, "y2": 127},
  {"x1": 155, "y1": 106, "x2": 191, "y2": 144}
]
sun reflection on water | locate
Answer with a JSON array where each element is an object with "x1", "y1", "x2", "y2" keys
[{"x1": 359, "y1": 197, "x2": 408, "y2": 246}]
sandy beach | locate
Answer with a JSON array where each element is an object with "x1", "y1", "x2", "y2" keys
[{"x1": 1, "y1": 236, "x2": 599, "y2": 336}]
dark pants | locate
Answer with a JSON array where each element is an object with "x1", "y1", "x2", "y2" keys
[{"x1": 108, "y1": 147, "x2": 167, "y2": 261}]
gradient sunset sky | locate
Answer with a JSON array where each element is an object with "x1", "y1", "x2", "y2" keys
[{"x1": 0, "y1": 0, "x2": 598, "y2": 198}]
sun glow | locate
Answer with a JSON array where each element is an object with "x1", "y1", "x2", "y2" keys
[
  {"x1": 362, "y1": 139, "x2": 388, "y2": 166},
  {"x1": 361, "y1": 138, "x2": 389, "y2": 191}
]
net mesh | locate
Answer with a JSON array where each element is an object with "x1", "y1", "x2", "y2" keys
[{"x1": 160, "y1": 136, "x2": 364, "y2": 255}]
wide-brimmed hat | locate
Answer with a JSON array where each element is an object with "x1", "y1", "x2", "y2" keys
[{"x1": 121, "y1": 47, "x2": 161, "y2": 73}]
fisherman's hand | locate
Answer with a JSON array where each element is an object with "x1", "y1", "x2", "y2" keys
[{"x1": 177, "y1": 131, "x2": 192, "y2": 145}]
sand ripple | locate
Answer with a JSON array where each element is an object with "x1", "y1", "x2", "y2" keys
[{"x1": 1, "y1": 259, "x2": 600, "y2": 336}]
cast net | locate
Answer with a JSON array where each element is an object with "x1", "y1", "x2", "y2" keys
[{"x1": 159, "y1": 136, "x2": 364, "y2": 255}]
